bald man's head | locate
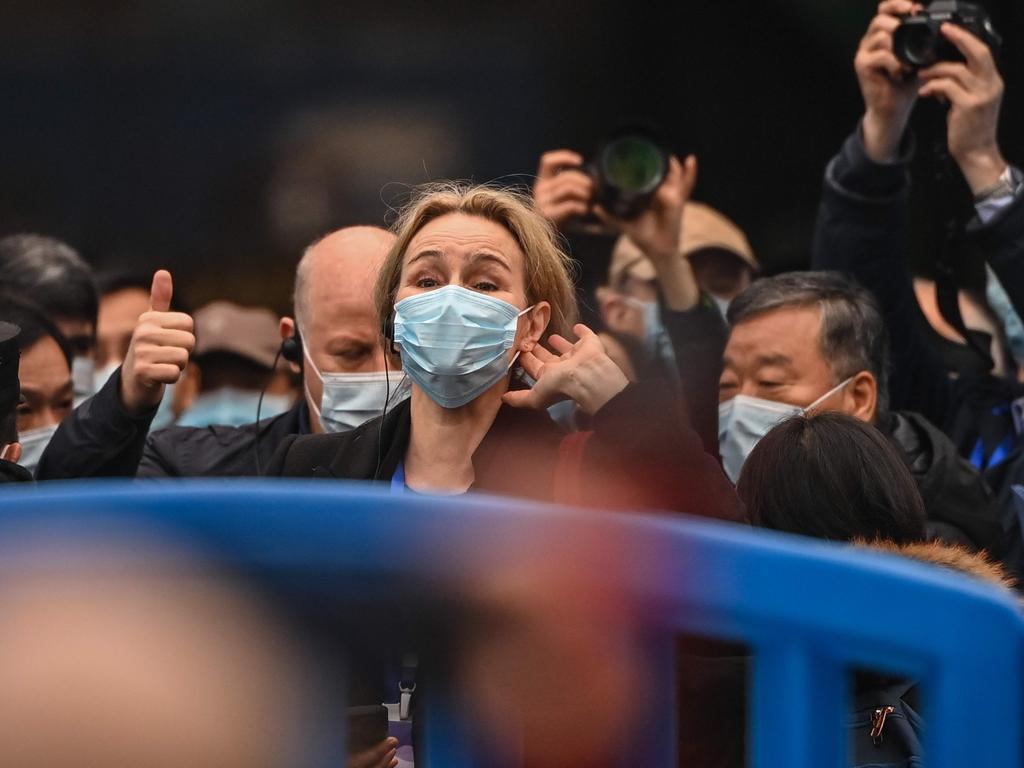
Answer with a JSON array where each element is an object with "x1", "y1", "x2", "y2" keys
[
  {"x1": 293, "y1": 226, "x2": 394, "y2": 332},
  {"x1": 286, "y1": 226, "x2": 398, "y2": 433}
]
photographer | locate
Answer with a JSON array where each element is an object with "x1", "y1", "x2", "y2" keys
[
  {"x1": 812, "y1": 0, "x2": 1024, "y2": 567},
  {"x1": 533, "y1": 149, "x2": 751, "y2": 451}
]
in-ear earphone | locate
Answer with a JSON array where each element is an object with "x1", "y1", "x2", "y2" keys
[{"x1": 281, "y1": 328, "x2": 303, "y2": 364}]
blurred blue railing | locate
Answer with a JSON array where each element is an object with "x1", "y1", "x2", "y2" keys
[{"x1": 0, "y1": 479, "x2": 1020, "y2": 767}]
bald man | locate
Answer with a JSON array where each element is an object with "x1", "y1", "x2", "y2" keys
[{"x1": 36, "y1": 226, "x2": 401, "y2": 479}]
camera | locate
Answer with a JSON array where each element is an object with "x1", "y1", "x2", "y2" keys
[
  {"x1": 892, "y1": 0, "x2": 1001, "y2": 69},
  {"x1": 586, "y1": 127, "x2": 669, "y2": 220}
]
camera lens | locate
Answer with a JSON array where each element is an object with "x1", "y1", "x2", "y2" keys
[
  {"x1": 895, "y1": 23, "x2": 939, "y2": 67},
  {"x1": 600, "y1": 135, "x2": 667, "y2": 195}
]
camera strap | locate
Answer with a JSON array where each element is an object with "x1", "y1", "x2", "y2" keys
[{"x1": 931, "y1": 136, "x2": 994, "y2": 372}]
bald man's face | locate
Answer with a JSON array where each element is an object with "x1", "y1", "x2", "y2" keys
[{"x1": 295, "y1": 228, "x2": 400, "y2": 427}]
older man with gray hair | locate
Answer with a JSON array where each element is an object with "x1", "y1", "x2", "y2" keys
[
  {"x1": 35, "y1": 226, "x2": 403, "y2": 479},
  {"x1": 718, "y1": 270, "x2": 1003, "y2": 556}
]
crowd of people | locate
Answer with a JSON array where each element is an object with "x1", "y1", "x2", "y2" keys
[{"x1": 1, "y1": 2, "x2": 1023, "y2": 765}]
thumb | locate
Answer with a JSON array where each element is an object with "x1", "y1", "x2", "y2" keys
[
  {"x1": 149, "y1": 269, "x2": 173, "y2": 313},
  {"x1": 502, "y1": 389, "x2": 536, "y2": 410}
]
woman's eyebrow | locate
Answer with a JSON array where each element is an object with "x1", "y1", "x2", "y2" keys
[
  {"x1": 407, "y1": 249, "x2": 444, "y2": 266},
  {"x1": 467, "y1": 251, "x2": 511, "y2": 271}
]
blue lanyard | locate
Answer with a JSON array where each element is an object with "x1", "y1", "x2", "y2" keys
[{"x1": 390, "y1": 460, "x2": 406, "y2": 495}]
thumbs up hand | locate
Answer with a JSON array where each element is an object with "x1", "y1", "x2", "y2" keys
[{"x1": 119, "y1": 270, "x2": 195, "y2": 416}]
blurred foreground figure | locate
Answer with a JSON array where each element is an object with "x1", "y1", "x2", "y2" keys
[{"x1": 0, "y1": 540, "x2": 309, "y2": 768}]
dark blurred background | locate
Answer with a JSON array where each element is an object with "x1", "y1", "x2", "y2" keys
[{"x1": 0, "y1": 0, "x2": 1021, "y2": 313}]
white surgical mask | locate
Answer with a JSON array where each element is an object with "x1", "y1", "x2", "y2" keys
[
  {"x1": 304, "y1": 347, "x2": 411, "y2": 433},
  {"x1": 718, "y1": 377, "x2": 853, "y2": 483},
  {"x1": 72, "y1": 356, "x2": 96, "y2": 406},
  {"x1": 17, "y1": 423, "x2": 59, "y2": 475}
]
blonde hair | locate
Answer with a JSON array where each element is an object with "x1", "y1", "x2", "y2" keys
[{"x1": 375, "y1": 183, "x2": 579, "y2": 343}]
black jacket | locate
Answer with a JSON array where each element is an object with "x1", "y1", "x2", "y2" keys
[
  {"x1": 0, "y1": 458, "x2": 31, "y2": 484},
  {"x1": 36, "y1": 366, "x2": 311, "y2": 479},
  {"x1": 812, "y1": 125, "x2": 1010, "y2": 561},
  {"x1": 661, "y1": 295, "x2": 730, "y2": 456},
  {"x1": 886, "y1": 411, "x2": 1003, "y2": 552},
  {"x1": 267, "y1": 380, "x2": 749, "y2": 523}
]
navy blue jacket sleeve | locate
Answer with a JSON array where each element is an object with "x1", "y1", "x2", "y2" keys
[{"x1": 811, "y1": 124, "x2": 953, "y2": 428}]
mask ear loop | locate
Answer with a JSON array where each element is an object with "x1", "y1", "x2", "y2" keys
[{"x1": 802, "y1": 375, "x2": 855, "y2": 416}]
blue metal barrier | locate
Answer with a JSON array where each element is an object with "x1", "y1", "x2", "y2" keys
[{"x1": 0, "y1": 479, "x2": 1020, "y2": 767}]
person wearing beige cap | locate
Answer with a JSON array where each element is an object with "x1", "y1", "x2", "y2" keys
[
  {"x1": 173, "y1": 301, "x2": 297, "y2": 429},
  {"x1": 609, "y1": 202, "x2": 758, "y2": 321}
]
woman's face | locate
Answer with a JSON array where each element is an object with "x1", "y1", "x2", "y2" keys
[
  {"x1": 398, "y1": 213, "x2": 530, "y2": 308},
  {"x1": 397, "y1": 213, "x2": 551, "y2": 351},
  {"x1": 17, "y1": 336, "x2": 73, "y2": 433}
]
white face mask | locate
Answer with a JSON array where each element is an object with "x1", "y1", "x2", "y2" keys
[
  {"x1": 72, "y1": 356, "x2": 96, "y2": 406},
  {"x1": 17, "y1": 423, "x2": 59, "y2": 475},
  {"x1": 718, "y1": 377, "x2": 853, "y2": 484},
  {"x1": 304, "y1": 348, "x2": 411, "y2": 433}
]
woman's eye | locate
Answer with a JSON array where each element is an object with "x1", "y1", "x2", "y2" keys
[
  {"x1": 416, "y1": 277, "x2": 440, "y2": 288},
  {"x1": 473, "y1": 281, "x2": 498, "y2": 292},
  {"x1": 758, "y1": 381, "x2": 783, "y2": 389}
]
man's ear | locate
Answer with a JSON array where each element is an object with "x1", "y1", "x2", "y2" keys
[
  {"x1": 518, "y1": 302, "x2": 551, "y2": 352},
  {"x1": 1, "y1": 442, "x2": 22, "y2": 464},
  {"x1": 844, "y1": 370, "x2": 878, "y2": 424}
]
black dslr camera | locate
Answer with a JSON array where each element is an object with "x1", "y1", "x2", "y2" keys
[
  {"x1": 893, "y1": 0, "x2": 1001, "y2": 69},
  {"x1": 585, "y1": 127, "x2": 669, "y2": 220}
]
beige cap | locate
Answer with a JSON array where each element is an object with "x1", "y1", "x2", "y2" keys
[
  {"x1": 608, "y1": 202, "x2": 757, "y2": 286},
  {"x1": 193, "y1": 302, "x2": 280, "y2": 369}
]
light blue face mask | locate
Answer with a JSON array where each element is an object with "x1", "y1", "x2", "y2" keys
[
  {"x1": 393, "y1": 285, "x2": 533, "y2": 409},
  {"x1": 718, "y1": 377, "x2": 853, "y2": 484},
  {"x1": 176, "y1": 388, "x2": 292, "y2": 428}
]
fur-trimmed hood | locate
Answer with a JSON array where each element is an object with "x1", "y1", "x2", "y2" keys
[{"x1": 859, "y1": 538, "x2": 1017, "y2": 594}]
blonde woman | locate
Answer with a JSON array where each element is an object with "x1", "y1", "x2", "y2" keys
[{"x1": 269, "y1": 183, "x2": 742, "y2": 520}]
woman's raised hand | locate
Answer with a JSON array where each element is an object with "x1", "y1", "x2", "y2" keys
[{"x1": 502, "y1": 324, "x2": 629, "y2": 415}]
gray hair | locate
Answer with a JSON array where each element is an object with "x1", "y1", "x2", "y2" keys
[{"x1": 727, "y1": 271, "x2": 890, "y2": 414}]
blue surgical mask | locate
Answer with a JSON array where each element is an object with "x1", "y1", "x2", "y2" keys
[
  {"x1": 718, "y1": 377, "x2": 853, "y2": 483},
  {"x1": 18, "y1": 423, "x2": 59, "y2": 475},
  {"x1": 303, "y1": 347, "x2": 411, "y2": 433},
  {"x1": 393, "y1": 285, "x2": 533, "y2": 409},
  {"x1": 177, "y1": 388, "x2": 292, "y2": 428}
]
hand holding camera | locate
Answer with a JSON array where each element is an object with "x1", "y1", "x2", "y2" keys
[
  {"x1": 916, "y1": 20, "x2": 1006, "y2": 194},
  {"x1": 856, "y1": 0, "x2": 1006, "y2": 193},
  {"x1": 855, "y1": 0, "x2": 923, "y2": 163}
]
